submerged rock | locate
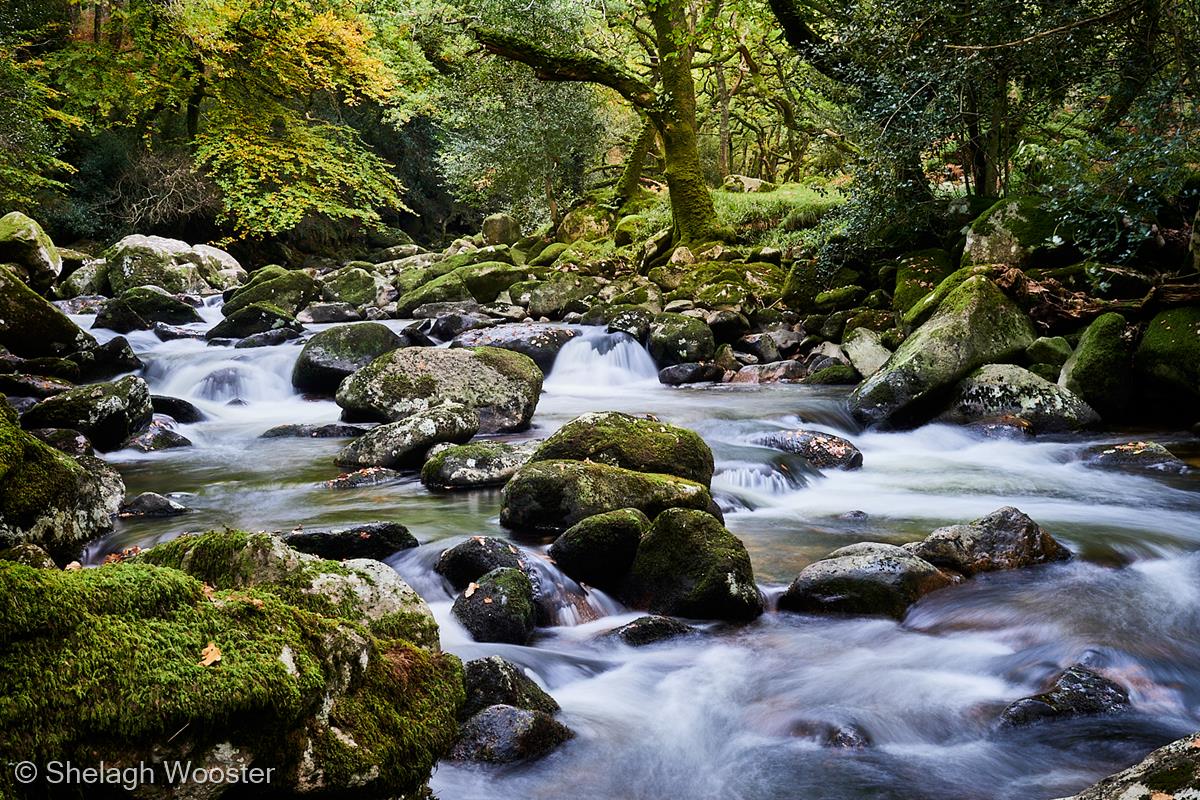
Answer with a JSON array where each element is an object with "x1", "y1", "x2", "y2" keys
[
  {"x1": 938, "y1": 363, "x2": 1099, "y2": 432},
  {"x1": 322, "y1": 466, "x2": 404, "y2": 490},
  {"x1": 420, "y1": 440, "x2": 536, "y2": 490},
  {"x1": 121, "y1": 418, "x2": 192, "y2": 452},
  {"x1": 462, "y1": 656, "x2": 559, "y2": 719},
  {"x1": 548, "y1": 508, "x2": 649, "y2": 591},
  {"x1": 999, "y1": 664, "x2": 1130, "y2": 727},
  {"x1": 658, "y1": 362, "x2": 724, "y2": 385},
  {"x1": 905, "y1": 506, "x2": 1071, "y2": 577},
  {"x1": 282, "y1": 521, "x2": 418, "y2": 560},
  {"x1": 450, "y1": 704, "x2": 574, "y2": 764},
  {"x1": 756, "y1": 429, "x2": 863, "y2": 470},
  {"x1": 451, "y1": 567, "x2": 537, "y2": 644},
  {"x1": 21, "y1": 375, "x2": 152, "y2": 451},
  {"x1": 607, "y1": 615, "x2": 697, "y2": 647},
  {"x1": 260, "y1": 423, "x2": 368, "y2": 439},
  {"x1": 334, "y1": 403, "x2": 479, "y2": 468}
]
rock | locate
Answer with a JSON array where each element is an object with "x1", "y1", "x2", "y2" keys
[
  {"x1": 436, "y1": 536, "x2": 526, "y2": 590},
  {"x1": 1026, "y1": 336, "x2": 1072, "y2": 368},
  {"x1": 260, "y1": 423, "x2": 366, "y2": 439},
  {"x1": 0, "y1": 373, "x2": 74, "y2": 399},
  {"x1": 105, "y1": 235, "x2": 219, "y2": 295},
  {"x1": 842, "y1": 328, "x2": 891, "y2": 378},
  {"x1": 482, "y1": 213, "x2": 522, "y2": 246},
  {"x1": 606, "y1": 305, "x2": 655, "y2": 341},
  {"x1": 233, "y1": 327, "x2": 301, "y2": 348},
  {"x1": 450, "y1": 705, "x2": 574, "y2": 763},
  {"x1": 962, "y1": 197, "x2": 1071, "y2": 268},
  {"x1": 69, "y1": 336, "x2": 142, "y2": 382},
  {"x1": 322, "y1": 466, "x2": 404, "y2": 490},
  {"x1": 450, "y1": 323, "x2": 579, "y2": 374},
  {"x1": 528, "y1": 274, "x2": 601, "y2": 319},
  {"x1": 756, "y1": 429, "x2": 863, "y2": 470},
  {"x1": 223, "y1": 269, "x2": 320, "y2": 318},
  {"x1": 1082, "y1": 441, "x2": 1188, "y2": 474},
  {"x1": 531, "y1": 411, "x2": 714, "y2": 485},
  {"x1": 790, "y1": 720, "x2": 873, "y2": 749},
  {"x1": 1134, "y1": 306, "x2": 1200, "y2": 418},
  {"x1": 0, "y1": 542, "x2": 56, "y2": 568},
  {"x1": 152, "y1": 321, "x2": 205, "y2": 341},
  {"x1": 608, "y1": 615, "x2": 697, "y2": 646},
  {"x1": 648, "y1": 312, "x2": 716, "y2": 367},
  {"x1": 850, "y1": 276, "x2": 1036, "y2": 427},
  {"x1": 26, "y1": 428, "x2": 93, "y2": 457},
  {"x1": 56, "y1": 261, "x2": 110, "y2": 299},
  {"x1": 735, "y1": 333, "x2": 781, "y2": 363},
  {"x1": 0, "y1": 211, "x2": 61, "y2": 293},
  {"x1": 296, "y1": 301, "x2": 361, "y2": 324},
  {"x1": 430, "y1": 311, "x2": 494, "y2": 341},
  {"x1": 151, "y1": 395, "x2": 205, "y2": 423},
  {"x1": 282, "y1": 521, "x2": 418, "y2": 560},
  {"x1": 122, "y1": 418, "x2": 193, "y2": 451},
  {"x1": 119, "y1": 491, "x2": 188, "y2": 517},
  {"x1": 22, "y1": 375, "x2": 152, "y2": 451},
  {"x1": 0, "y1": 404, "x2": 123, "y2": 561},
  {"x1": 501, "y1": 460, "x2": 715, "y2": 533},
  {"x1": 999, "y1": 664, "x2": 1130, "y2": 726},
  {"x1": 336, "y1": 346, "x2": 542, "y2": 433},
  {"x1": 462, "y1": 656, "x2": 559, "y2": 719},
  {"x1": 205, "y1": 302, "x2": 301, "y2": 340},
  {"x1": 548, "y1": 508, "x2": 649, "y2": 591},
  {"x1": 1059, "y1": 312, "x2": 1134, "y2": 420},
  {"x1": 451, "y1": 567, "x2": 537, "y2": 644},
  {"x1": 778, "y1": 542, "x2": 955, "y2": 619},
  {"x1": 938, "y1": 364, "x2": 1100, "y2": 432},
  {"x1": 420, "y1": 440, "x2": 536, "y2": 490},
  {"x1": 334, "y1": 403, "x2": 479, "y2": 468},
  {"x1": 0, "y1": 266, "x2": 97, "y2": 358},
  {"x1": 803, "y1": 364, "x2": 861, "y2": 384},
  {"x1": 622, "y1": 508, "x2": 762, "y2": 621},
  {"x1": 320, "y1": 266, "x2": 379, "y2": 307},
  {"x1": 292, "y1": 322, "x2": 405, "y2": 394},
  {"x1": 658, "y1": 363, "x2": 724, "y2": 385},
  {"x1": 729, "y1": 361, "x2": 807, "y2": 384},
  {"x1": 1059, "y1": 729, "x2": 1200, "y2": 799},
  {"x1": 893, "y1": 249, "x2": 953, "y2": 313},
  {"x1": 121, "y1": 286, "x2": 204, "y2": 325},
  {"x1": 905, "y1": 506, "x2": 1071, "y2": 577},
  {"x1": 92, "y1": 296, "x2": 152, "y2": 333}
]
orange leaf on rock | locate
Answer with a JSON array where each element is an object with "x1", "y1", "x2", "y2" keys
[{"x1": 198, "y1": 642, "x2": 222, "y2": 667}]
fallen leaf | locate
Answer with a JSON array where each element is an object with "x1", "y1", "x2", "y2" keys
[
  {"x1": 483, "y1": 597, "x2": 493, "y2": 604},
  {"x1": 201, "y1": 583, "x2": 215, "y2": 600},
  {"x1": 465, "y1": 582, "x2": 478, "y2": 598},
  {"x1": 197, "y1": 642, "x2": 222, "y2": 667},
  {"x1": 64, "y1": 561, "x2": 82, "y2": 571}
]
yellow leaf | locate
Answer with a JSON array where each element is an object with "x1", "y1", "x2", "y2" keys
[
  {"x1": 465, "y1": 582, "x2": 478, "y2": 598},
  {"x1": 198, "y1": 642, "x2": 222, "y2": 667}
]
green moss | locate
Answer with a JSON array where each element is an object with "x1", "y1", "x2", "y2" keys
[
  {"x1": 1133, "y1": 306, "x2": 1200, "y2": 410},
  {"x1": 1143, "y1": 761, "x2": 1200, "y2": 792},
  {"x1": 530, "y1": 242, "x2": 570, "y2": 267},
  {"x1": 893, "y1": 249, "x2": 953, "y2": 313},
  {"x1": 322, "y1": 266, "x2": 378, "y2": 306},
  {"x1": 0, "y1": 265, "x2": 96, "y2": 358},
  {"x1": 901, "y1": 265, "x2": 992, "y2": 329},
  {"x1": 224, "y1": 270, "x2": 319, "y2": 317},
  {"x1": 0, "y1": 404, "x2": 85, "y2": 532},
  {"x1": 814, "y1": 285, "x2": 864, "y2": 310},
  {"x1": 468, "y1": 346, "x2": 543, "y2": 392},
  {"x1": 803, "y1": 364, "x2": 861, "y2": 384},
  {"x1": 648, "y1": 312, "x2": 716, "y2": 366}
]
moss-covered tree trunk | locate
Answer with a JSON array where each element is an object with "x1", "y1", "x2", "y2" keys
[
  {"x1": 615, "y1": 116, "x2": 656, "y2": 205},
  {"x1": 1191, "y1": 206, "x2": 1200, "y2": 272}
]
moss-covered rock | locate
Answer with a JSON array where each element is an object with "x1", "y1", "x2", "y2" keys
[
  {"x1": 548, "y1": 508, "x2": 649, "y2": 591},
  {"x1": 893, "y1": 249, "x2": 953, "y2": 313},
  {"x1": 336, "y1": 346, "x2": 542, "y2": 433},
  {"x1": 557, "y1": 201, "x2": 615, "y2": 243},
  {"x1": 648, "y1": 312, "x2": 716, "y2": 367},
  {"x1": 106, "y1": 286, "x2": 204, "y2": 328},
  {"x1": 22, "y1": 375, "x2": 152, "y2": 451},
  {"x1": 1053, "y1": 722, "x2": 1198, "y2": 799},
  {"x1": 292, "y1": 322, "x2": 405, "y2": 394},
  {"x1": 1133, "y1": 306, "x2": 1200, "y2": 419},
  {"x1": 901, "y1": 265, "x2": 992, "y2": 330},
  {"x1": 937, "y1": 364, "x2": 1100, "y2": 432},
  {"x1": 420, "y1": 441, "x2": 536, "y2": 490},
  {"x1": 435, "y1": 536, "x2": 526, "y2": 590},
  {"x1": 0, "y1": 266, "x2": 97, "y2": 358},
  {"x1": 962, "y1": 197, "x2": 1071, "y2": 267},
  {"x1": 321, "y1": 266, "x2": 380, "y2": 307},
  {"x1": 528, "y1": 274, "x2": 602, "y2": 319},
  {"x1": 0, "y1": 211, "x2": 60, "y2": 293},
  {"x1": 462, "y1": 656, "x2": 559, "y2": 719},
  {"x1": 223, "y1": 269, "x2": 320, "y2": 318},
  {"x1": 1057, "y1": 312, "x2": 1134, "y2": 420},
  {"x1": 814, "y1": 285, "x2": 865, "y2": 311},
  {"x1": 334, "y1": 403, "x2": 479, "y2": 468},
  {"x1": 532, "y1": 411, "x2": 714, "y2": 485},
  {"x1": 206, "y1": 301, "x2": 301, "y2": 340},
  {"x1": 500, "y1": 460, "x2": 714, "y2": 533},
  {"x1": 529, "y1": 242, "x2": 570, "y2": 267},
  {"x1": 999, "y1": 664, "x2": 1129, "y2": 727},
  {"x1": 905, "y1": 506, "x2": 1070, "y2": 577},
  {"x1": 450, "y1": 323, "x2": 579, "y2": 374},
  {"x1": 483, "y1": 213, "x2": 522, "y2": 246},
  {"x1": 451, "y1": 567, "x2": 536, "y2": 644},
  {"x1": 849, "y1": 276, "x2": 1036, "y2": 427},
  {"x1": 622, "y1": 508, "x2": 762, "y2": 622},
  {"x1": 55, "y1": 259, "x2": 111, "y2": 299},
  {"x1": 105, "y1": 235, "x2": 218, "y2": 295}
]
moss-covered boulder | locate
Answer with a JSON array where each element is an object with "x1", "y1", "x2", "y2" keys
[
  {"x1": 1081, "y1": 440, "x2": 1188, "y2": 475},
  {"x1": 621, "y1": 508, "x2": 762, "y2": 622},
  {"x1": 22, "y1": 375, "x2": 152, "y2": 451},
  {"x1": 1058, "y1": 313, "x2": 1133, "y2": 420},
  {"x1": 292, "y1": 322, "x2": 405, "y2": 394},
  {"x1": 435, "y1": 536, "x2": 526, "y2": 590},
  {"x1": 648, "y1": 312, "x2": 716, "y2": 367},
  {"x1": 94, "y1": 286, "x2": 203, "y2": 333},
  {"x1": 901, "y1": 265, "x2": 992, "y2": 330},
  {"x1": 893, "y1": 249, "x2": 953, "y2": 313},
  {"x1": 962, "y1": 196, "x2": 1071, "y2": 267},
  {"x1": 849, "y1": 276, "x2": 1036, "y2": 427},
  {"x1": 937, "y1": 364, "x2": 1100, "y2": 432},
  {"x1": 532, "y1": 411, "x2": 715, "y2": 485},
  {"x1": 55, "y1": 259, "x2": 111, "y2": 299},
  {"x1": 223, "y1": 269, "x2": 320, "y2": 318},
  {"x1": 1133, "y1": 306, "x2": 1200, "y2": 419},
  {"x1": 548, "y1": 508, "x2": 649, "y2": 591},
  {"x1": 282, "y1": 521, "x2": 418, "y2": 561},
  {"x1": 321, "y1": 266, "x2": 380, "y2": 307},
  {"x1": 528, "y1": 274, "x2": 602, "y2": 319},
  {"x1": 334, "y1": 403, "x2": 479, "y2": 468},
  {"x1": 451, "y1": 567, "x2": 536, "y2": 644},
  {"x1": 1027, "y1": 336, "x2": 1072, "y2": 368},
  {"x1": 420, "y1": 440, "x2": 536, "y2": 490},
  {"x1": 483, "y1": 213, "x2": 522, "y2": 246},
  {"x1": 556, "y1": 201, "x2": 614, "y2": 243},
  {"x1": 0, "y1": 266, "x2": 97, "y2": 358},
  {"x1": 500, "y1": 460, "x2": 714, "y2": 533},
  {"x1": 1060, "y1": 728, "x2": 1200, "y2": 799},
  {"x1": 206, "y1": 301, "x2": 301, "y2": 341},
  {"x1": 336, "y1": 346, "x2": 542, "y2": 433},
  {"x1": 461, "y1": 656, "x2": 559, "y2": 719},
  {"x1": 105, "y1": 235, "x2": 216, "y2": 295},
  {"x1": 0, "y1": 404, "x2": 122, "y2": 561},
  {"x1": 0, "y1": 211, "x2": 60, "y2": 293},
  {"x1": 450, "y1": 323, "x2": 579, "y2": 374}
]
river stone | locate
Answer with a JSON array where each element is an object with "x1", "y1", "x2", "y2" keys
[
  {"x1": 648, "y1": 312, "x2": 716, "y2": 367},
  {"x1": 850, "y1": 276, "x2": 1036, "y2": 427},
  {"x1": 1060, "y1": 729, "x2": 1200, "y2": 799},
  {"x1": 531, "y1": 411, "x2": 715, "y2": 485},
  {"x1": 0, "y1": 404, "x2": 123, "y2": 561},
  {"x1": 938, "y1": 363, "x2": 1099, "y2": 432},
  {"x1": 1058, "y1": 312, "x2": 1134, "y2": 420},
  {"x1": 501, "y1": 460, "x2": 714, "y2": 533},
  {"x1": 905, "y1": 507, "x2": 1071, "y2": 577},
  {"x1": 529, "y1": 274, "x2": 602, "y2": 319},
  {"x1": 0, "y1": 212, "x2": 61, "y2": 293},
  {"x1": 962, "y1": 197, "x2": 1069, "y2": 268},
  {"x1": 292, "y1": 322, "x2": 405, "y2": 394},
  {"x1": 119, "y1": 491, "x2": 188, "y2": 517},
  {"x1": 297, "y1": 301, "x2": 362, "y2": 324},
  {"x1": 420, "y1": 440, "x2": 536, "y2": 490},
  {"x1": 105, "y1": 235, "x2": 214, "y2": 295},
  {"x1": 282, "y1": 521, "x2": 418, "y2": 560},
  {"x1": 482, "y1": 213, "x2": 522, "y2": 246},
  {"x1": 1134, "y1": 306, "x2": 1200, "y2": 418},
  {"x1": 658, "y1": 362, "x2": 725, "y2": 385},
  {"x1": 206, "y1": 302, "x2": 301, "y2": 341},
  {"x1": 1081, "y1": 441, "x2": 1188, "y2": 474},
  {"x1": 223, "y1": 269, "x2": 320, "y2": 318},
  {"x1": 999, "y1": 664, "x2": 1130, "y2": 727},
  {"x1": 450, "y1": 323, "x2": 579, "y2": 374},
  {"x1": 260, "y1": 423, "x2": 366, "y2": 439},
  {"x1": 548, "y1": 508, "x2": 649, "y2": 591},
  {"x1": 122, "y1": 418, "x2": 193, "y2": 452},
  {"x1": 736, "y1": 333, "x2": 781, "y2": 364},
  {"x1": 842, "y1": 328, "x2": 891, "y2": 378},
  {"x1": 69, "y1": 336, "x2": 142, "y2": 382},
  {"x1": 21, "y1": 375, "x2": 152, "y2": 451},
  {"x1": 121, "y1": 286, "x2": 203, "y2": 325},
  {"x1": 321, "y1": 266, "x2": 379, "y2": 307},
  {"x1": 451, "y1": 567, "x2": 537, "y2": 644},
  {"x1": 430, "y1": 311, "x2": 494, "y2": 341},
  {"x1": 236, "y1": 327, "x2": 303, "y2": 349},
  {"x1": 0, "y1": 542, "x2": 57, "y2": 568},
  {"x1": 462, "y1": 656, "x2": 559, "y2": 719},
  {"x1": 151, "y1": 395, "x2": 205, "y2": 423},
  {"x1": 334, "y1": 403, "x2": 479, "y2": 468},
  {"x1": 621, "y1": 508, "x2": 762, "y2": 622},
  {"x1": 0, "y1": 374, "x2": 74, "y2": 399},
  {"x1": 608, "y1": 615, "x2": 697, "y2": 647},
  {"x1": 436, "y1": 536, "x2": 527, "y2": 590},
  {"x1": 0, "y1": 266, "x2": 97, "y2": 358},
  {"x1": 450, "y1": 704, "x2": 574, "y2": 763},
  {"x1": 730, "y1": 361, "x2": 807, "y2": 384},
  {"x1": 756, "y1": 429, "x2": 863, "y2": 470},
  {"x1": 336, "y1": 346, "x2": 542, "y2": 433},
  {"x1": 322, "y1": 466, "x2": 404, "y2": 490},
  {"x1": 778, "y1": 542, "x2": 955, "y2": 619}
]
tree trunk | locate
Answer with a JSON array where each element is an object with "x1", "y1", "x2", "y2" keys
[
  {"x1": 714, "y1": 62, "x2": 732, "y2": 179},
  {"x1": 615, "y1": 116, "x2": 656, "y2": 206},
  {"x1": 1190, "y1": 206, "x2": 1199, "y2": 273}
]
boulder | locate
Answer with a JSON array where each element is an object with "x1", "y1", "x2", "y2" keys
[
  {"x1": 482, "y1": 213, "x2": 522, "y2": 246},
  {"x1": 803, "y1": 364, "x2": 861, "y2": 385},
  {"x1": 1134, "y1": 306, "x2": 1200, "y2": 418},
  {"x1": 435, "y1": 536, "x2": 526, "y2": 590},
  {"x1": 450, "y1": 323, "x2": 579, "y2": 374},
  {"x1": 234, "y1": 328, "x2": 301, "y2": 348},
  {"x1": 1060, "y1": 730, "x2": 1200, "y2": 799},
  {"x1": 658, "y1": 363, "x2": 724, "y2": 385},
  {"x1": 420, "y1": 440, "x2": 536, "y2": 490},
  {"x1": 105, "y1": 235, "x2": 216, "y2": 295},
  {"x1": 334, "y1": 403, "x2": 479, "y2": 468},
  {"x1": 429, "y1": 311, "x2": 494, "y2": 341},
  {"x1": 21, "y1": 375, "x2": 152, "y2": 451},
  {"x1": 26, "y1": 428, "x2": 93, "y2": 457},
  {"x1": 736, "y1": 333, "x2": 781, "y2": 363},
  {"x1": 905, "y1": 506, "x2": 1071, "y2": 577},
  {"x1": 0, "y1": 266, "x2": 97, "y2": 358},
  {"x1": 55, "y1": 260, "x2": 110, "y2": 299},
  {"x1": 297, "y1": 301, "x2": 361, "y2": 324},
  {"x1": 191, "y1": 244, "x2": 248, "y2": 290},
  {"x1": 999, "y1": 664, "x2": 1130, "y2": 726},
  {"x1": 893, "y1": 249, "x2": 953, "y2": 313},
  {"x1": 0, "y1": 542, "x2": 56, "y2": 568},
  {"x1": 608, "y1": 305, "x2": 656, "y2": 341},
  {"x1": 850, "y1": 276, "x2": 1036, "y2": 427},
  {"x1": 548, "y1": 508, "x2": 649, "y2": 591},
  {"x1": 500, "y1": 460, "x2": 714, "y2": 533},
  {"x1": 0, "y1": 374, "x2": 73, "y2": 399},
  {"x1": 282, "y1": 521, "x2": 418, "y2": 560},
  {"x1": 648, "y1": 312, "x2": 716, "y2": 367},
  {"x1": 938, "y1": 364, "x2": 1099, "y2": 432},
  {"x1": 730, "y1": 361, "x2": 807, "y2": 384},
  {"x1": 1081, "y1": 441, "x2": 1188, "y2": 475},
  {"x1": 531, "y1": 411, "x2": 714, "y2": 485},
  {"x1": 462, "y1": 656, "x2": 559, "y2": 719},
  {"x1": 1059, "y1": 312, "x2": 1134, "y2": 420},
  {"x1": 70, "y1": 337, "x2": 143, "y2": 382},
  {"x1": 962, "y1": 197, "x2": 1071, "y2": 268},
  {"x1": 119, "y1": 492, "x2": 188, "y2": 517},
  {"x1": 292, "y1": 322, "x2": 405, "y2": 394},
  {"x1": 778, "y1": 542, "x2": 955, "y2": 619},
  {"x1": 450, "y1": 705, "x2": 573, "y2": 763},
  {"x1": 205, "y1": 302, "x2": 301, "y2": 340},
  {"x1": 842, "y1": 328, "x2": 891, "y2": 378},
  {"x1": 336, "y1": 346, "x2": 543, "y2": 433},
  {"x1": 260, "y1": 423, "x2": 365, "y2": 438},
  {"x1": 1026, "y1": 336, "x2": 1072, "y2": 368},
  {"x1": 151, "y1": 395, "x2": 205, "y2": 423},
  {"x1": 451, "y1": 567, "x2": 537, "y2": 644},
  {"x1": 756, "y1": 429, "x2": 863, "y2": 470},
  {"x1": 622, "y1": 508, "x2": 762, "y2": 621},
  {"x1": 0, "y1": 211, "x2": 61, "y2": 292},
  {"x1": 222, "y1": 270, "x2": 320, "y2": 318},
  {"x1": 528, "y1": 274, "x2": 601, "y2": 319},
  {"x1": 608, "y1": 615, "x2": 697, "y2": 647},
  {"x1": 321, "y1": 266, "x2": 379, "y2": 307},
  {"x1": 122, "y1": 418, "x2": 193, "y2": 452},
  {"x1": 118, "y1": 286, "x2": 203, "y2": 325}
]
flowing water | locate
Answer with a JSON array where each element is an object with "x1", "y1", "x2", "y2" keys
[{"x1": 71, "y1": 307, "x2": 1200, "y2": 800}]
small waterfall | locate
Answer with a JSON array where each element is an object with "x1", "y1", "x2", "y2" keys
[
  {"x1": 545, "y1": 327, "x2": 659, "y2": 390},
  {"x1": 712, "y1": 458, "x2": 811, "y2": 511}
]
